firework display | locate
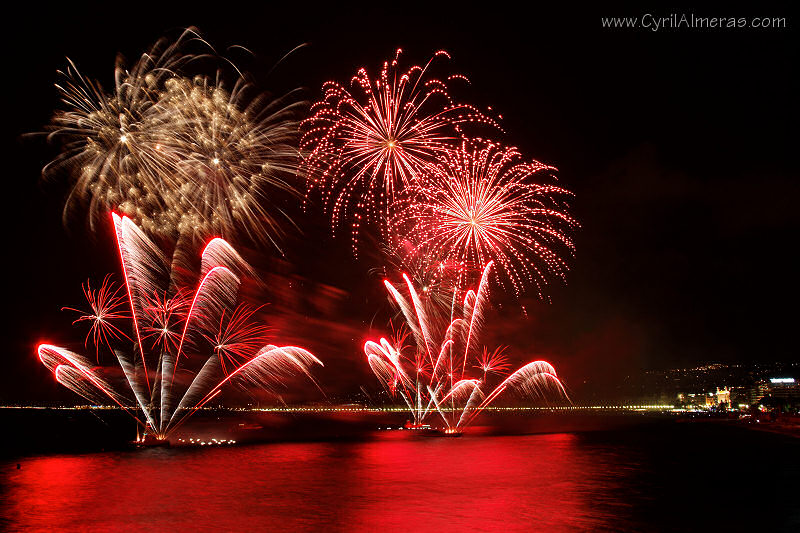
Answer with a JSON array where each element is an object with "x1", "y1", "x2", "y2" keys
[
  {"x1": 303, "y1": 49, "x2": 576, "y2": 300},
  {"x1": 34, "y1": 35, "x2": 576, "y2": 439},
  {"x1": 43, "y1": 28, "x2": 303, "y2": 246},
  {"x1": 39, "y1": 213, "x2": 323, "y2": 441},
  {"x1": 392, "y1": 140, "x2": 578, "y2": 299},
  {"x1": 301, "y1": 49, "x2": 499, "y2": 250},
  {"x1": 365, "y1": 262, "x2": 568, "y2": 431}
]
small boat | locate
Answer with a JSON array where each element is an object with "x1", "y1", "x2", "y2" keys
[
  {"x1": 421, "y1": 428, "x2": 463, "y2": 438},
  {"x1": 403, "y1": 422, "x2": 433, "y2": 431},
  {"x1": 134, "y1": 430, "x2": 170, "y2": 447},
  {"x1": 401, "y1": 422, "x2": 463, "y2": 437}
]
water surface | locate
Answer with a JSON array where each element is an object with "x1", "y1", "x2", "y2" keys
[{"x1": 2, "y1": 422, "x2": 797, "y2": 531}]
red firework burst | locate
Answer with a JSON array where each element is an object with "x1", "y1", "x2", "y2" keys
[
  {"x1": 474, "y1": 347, "x2": 512, "y2": 377},
  {"x1": 142, "y1": 289, "x2": 190, "y2": 354},
  {"x1": 393, "y1": 139, "x2": 578, "y2": 299},
  {"x1": 203, "y1": 305, "x2": 270, "y2": 375},
  {"x1": 301, "y1": 49, "x2": 499, "y2": 250},
  {"x1": 62, "y1": 274, "x2": 130, "y2": 358}
]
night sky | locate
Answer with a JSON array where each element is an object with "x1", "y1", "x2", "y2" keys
[{"x1": 2, "y1": 3, "x2": 797, "y2": 403}]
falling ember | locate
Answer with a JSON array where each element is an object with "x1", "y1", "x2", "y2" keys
[
  {"x1": 365, "y1": 262, "x2": 569, "y2": 431},
  {"x1": 392, "y1": 139, "x2": 578, "y2": 299},
  {"x1": 39, "y1": 213, "x2": 323, "y2": 442},
  {"x1": 300, "y1": 49, "x2": 499, "y2": 252},
  {"x1": 42, "y1": 27, "x2": 303, "y2": 247}
]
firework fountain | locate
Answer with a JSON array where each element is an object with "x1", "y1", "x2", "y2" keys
[
  {"x1": 365, "y1": 262, "x2": 568, "y2": 433},
  {"x1": 38, "y1": 213, "x2": 323, "y2": 443}
]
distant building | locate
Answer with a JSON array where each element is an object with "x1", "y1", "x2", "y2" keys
[
  {"x1": 678, "y1": 391, "x2": 718, "y2": 409},
  {"x1": 716, "y1": 387, "x2": 730, "y2": 406},
  {"x1": 644, "y1": 361, "x2": 797, "y2": 400},
  {"x1": 763, "y1": 378, "x2": 800, "y2": 403},
  {"x1": 676, "y1": 388, "x2": 733, "y2": 409},
  {"x1": 749, "y1": 378, "x2": 800, "y2": 405},
  {"x1": 748, "y1": 382, "x2": 770, "y2": 405},
  {"x1": 636, "y1": 361, "x2": 798, "y2": 407}
]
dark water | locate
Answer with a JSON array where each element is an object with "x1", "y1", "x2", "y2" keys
[{"x1": 1, "y1": 421, "x2": 798, "y2": 532}]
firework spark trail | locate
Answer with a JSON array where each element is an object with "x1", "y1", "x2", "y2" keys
[
  {"x1": 39, "y1": 214, "x2": 323, "y2": 441},
  {"x1": 392, "y1": 139, "x2": 578, "y2": 300},
  {"x1": 200, "y1": 237, "x2": 254, "y2": 280},
  {"x1": 54, "y1": 366, "x2": 116, "y2": 407},
  {"x1": 301, "y1": 49, "x2": 499, "y2": 251},
  {"x1": 365, "y1": 262, "x2": 568, "y2": 430},
  {"x1": 173, "y1": 265, "x2": 240, "y2": 372},
  {"x1": 38, "y1": 345, "x2": 141, "y2": 423},
  {"x1": 113, "y1": 212, "x2": 169, "y2": 392},
  {"x1": 462, "y1": 261, "x2": 492, "y2": 377},
  {"x1": 464, "y1": 361, "x2": 567, "y2": 427},
  {"x1": 42, "y1": 28, "x2": 304, "y2": 246}
]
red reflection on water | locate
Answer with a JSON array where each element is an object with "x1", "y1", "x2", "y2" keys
[
  {"x1": 2, "y1": 433, "x2": 624, "y2": 531},
  {"x1": 338, "y1": 432, "x2": 599, "y2": 531}
]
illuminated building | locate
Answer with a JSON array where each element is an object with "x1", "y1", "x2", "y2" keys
[
  {"x1": 748, "y1": 382, "x2": 771, "y2": 405},
  {"x1": 764, "y1": 378, "x2": 799, "y2": 401},
  {"x1": 641, "y1": 361, "x2": 799, "y2": 406},
  {"x1": 676, "y1": 388, "x2": 733, "y2": 410},
  {"x1": 716, "y1": 387, "x2": 731, "y2": 406},
  {"x1": 678, "y1": 392, "x2": 717, "y2": 409}
]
